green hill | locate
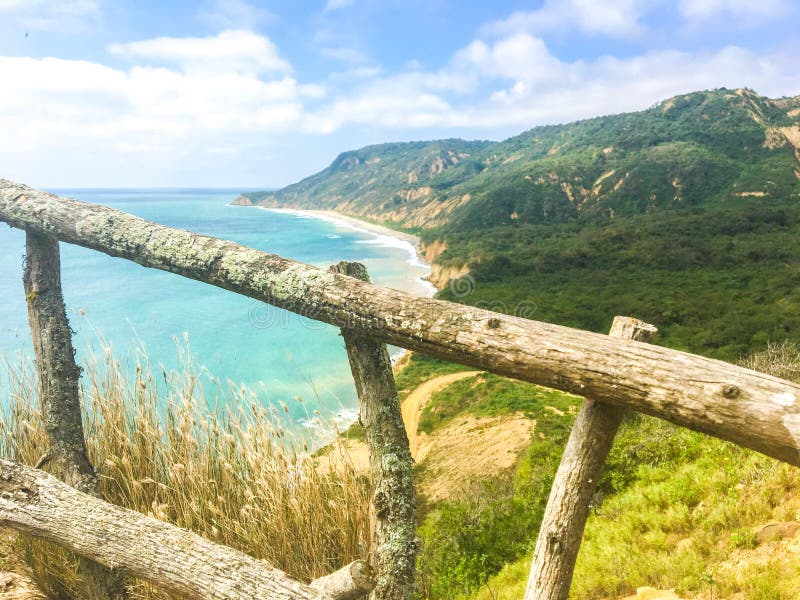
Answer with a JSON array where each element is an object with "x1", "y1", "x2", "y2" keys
[
  {"x1": 239, "y1": 88, "x2": 800, "y2": 232},
  {"x1": 239, "y1": 88, "x2": 800, "y2": 360},
  {"x1": 233, "y1": 88, "x2": 800, "y2": 598}
]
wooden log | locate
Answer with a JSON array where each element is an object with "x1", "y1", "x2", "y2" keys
[
  {"x1": 23, "y1": 232, "x2": 97, "y2": 493},
  {"x1": 0, "y1": 459, "x2": 374, "y2": 600},
  {"x1": 23, "y1": 230, "x2": 128, "y2": 599},
  {"x1": 331, "y1": 262, "x2": 416, "y2": 600},
  {"x1": 525, "y1": 317, "x2": 658, "y2": 600},
  {"x1": 3, "y1": 180, "x2": 800, "y2": 465},
  {"x1": 310, "y1": 560, "x2": 375, "y2": 600}
]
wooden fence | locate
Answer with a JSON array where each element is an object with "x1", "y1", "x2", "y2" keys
[{"x1": 1, "y1": 179, "x2": 799, "y2": 599}]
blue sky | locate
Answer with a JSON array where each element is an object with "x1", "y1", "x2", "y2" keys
[{"x1": 1, "y1": 0, "x2": 799, "y2": 187}]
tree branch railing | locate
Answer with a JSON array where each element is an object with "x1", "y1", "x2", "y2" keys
[
  {"x1": 2, "y1": 178, "x2": 800, "y2": 598},
  {"x1": 0, "y1": 459, "x2": 371, "y2": 600},
  {"x1": 3, "y1": 180, "x2": 799, "y2": 466},
  {"x1": 331, "y1": 261, "x2": 417, "y2": 600},
  {"x1": 526, "y1": 317, "x2": 658, "y2": 599}
]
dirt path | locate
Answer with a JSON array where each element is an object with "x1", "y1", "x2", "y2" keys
[
  {"x1": 317, "y1": 369, "x2": 537, "y2": 504},
  {"x1": 316, "y1": 371, "x2": 481, "y2": 475},
  {"x1": 401, "y1": 371, "x2": 482, "y2": 459},
  {"x1": 399, "y1": 370, "x2": 537, "y2": 503},
  {"x1": 416, "y1": 412, "x2": 536, "y2": 503}
]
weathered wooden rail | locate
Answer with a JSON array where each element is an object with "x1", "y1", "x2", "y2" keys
[
  {"x1": 0, "y1": 460, "x2": 371, "y2": 599},
  {"x1": 1, "y1": 178, "x2": 800, "y2": 599}
]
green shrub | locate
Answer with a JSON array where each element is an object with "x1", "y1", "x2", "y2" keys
[
  {"x1": 729, "y1": 528, "x2": 757, "y2": 549},
  {"x1": 416, "y1": 379, "x2": 580, "y2": 599}
]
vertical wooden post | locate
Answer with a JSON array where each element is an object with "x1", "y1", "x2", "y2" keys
[
  {"x1": 525, "y1": 316, "x2": 657, "y2": 600},
  {"x1": 24, "y1": 231, "x2": 127, "y2": 599},
  {"x1": 330, "y1": 261, "x2": 417, "y2": 600}
]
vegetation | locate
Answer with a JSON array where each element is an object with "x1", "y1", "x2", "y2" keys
[
  {"x1": 394, "y1": 354, "x2": 469, "y2": 401},
  {"x1": 243, "y1": 87, "x2": 800, "y2": 360},
  {"x1": 428, "y1": 344, "x2": 800, "y2": 600},
  {"x1": 242, "y1": 88, "x2": 800, "y2": 232},
  {"x1": 471, "y1": 414, "x2": 800, "y2": 599},
  {"x1": 416, "y1": 375, "x2": 581, "y2": 599},
  {"x1": 240, "y1": 138, "x2": 492, "y2": 227},
  {"x1": 0, "y1": 348, "x2": 371, "y2": 598},
  {"x1": 438, "y1": 202, "x2": 800, "y2": 360},
  {"x1": 5, "y1": 88, "x2": 800, "y2": 597},
  {"x1": 418, "y1": 373, "x2": 580, "y2": 434},
  {"x1": 6, "y1": 341, "x2": 799, "y2": 599},
  {"x1": 243, "y1": 89, "x2": 800, "y2": 596}
]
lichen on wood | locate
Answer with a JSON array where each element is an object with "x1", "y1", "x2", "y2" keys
[
  {"x1": 331, "y1": 261, "x2": 417, "y2": 600},
  {"x1": 0, "y1": 459, "x2": 374, "y2": 600},
  {"x1": 310, "y1": 560, "x2": 375, "y2": 599},
  {"x1": 23, "y1": 230, "x2": 128, "y2": 599}
]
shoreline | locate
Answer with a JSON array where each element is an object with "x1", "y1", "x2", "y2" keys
[
  {"x1": 232, "y1": 204, "x2": 438, "y2": 373},
  {"x1": 304, "y1": 210, "x2": 421, "y2": 246},
  {"x1": 245, "y1": 206, "x2": 439, "y2": 300}
]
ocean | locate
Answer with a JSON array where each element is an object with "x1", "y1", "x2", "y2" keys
[{"x1": 0, "y1": 189, "x2": 434, "y2": 432}]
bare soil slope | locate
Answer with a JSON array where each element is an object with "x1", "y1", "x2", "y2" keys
[{"x1": 320, "y1": 371, "x2": 536, "y2": 504}]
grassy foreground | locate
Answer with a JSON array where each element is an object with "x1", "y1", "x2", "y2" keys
[
  {"x1": 1, "y1": 342, "x2": 799, "y2": 598},
  {"x1": 0, "y1": 345, "x2": 371, "y2": 598},
  {"x1": 467, "y1": 342, "x2": 800, "y2": 599}
]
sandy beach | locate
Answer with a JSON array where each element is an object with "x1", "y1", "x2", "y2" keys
[
  {"x1": 248, "y1": 206, "x2": 438, "y2": 369},
  {"x1": 250, "y1": 206, "x2": 438, "y2": 299},
  {"x1": 305, "y1": 210, "x2": 422, "y2": 246}
]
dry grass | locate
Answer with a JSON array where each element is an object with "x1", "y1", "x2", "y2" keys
[
  {"x1": 739, "y1": 340, "x2": 800, "y2": 382},
  {"x1": 0, "y1": 343, "x2": 371, "y2": 599}
]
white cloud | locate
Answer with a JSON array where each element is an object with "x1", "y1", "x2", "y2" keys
[
  {"x1": 484, "y1": 0, "x2": 651, "y2": 38},
  {"x1": 452, "y1": 45, "x2": 785, "y2": 128},
  {"x1": 0, "y1": 0, "x2": 99, "y2": 31},
  {"x1": 305, "y1": 33, "x2": 800, "y2": 132},
  {"x1": 453, "y1": 34, "x2": 567, "y2": 84},
  {"x1": 305, "y1": 87, "x2": 452, "y2": 133},
  {"x1": 324, "y1": 0, "x2": 354, "y2": 12},
  {"x1": 3, "y1": 27, "x2": 798, "y2": 158},
  {"x1": 0, "y1": 31, "x2": 313, "y2": 180},
  {"x1": 679, "y1": 0, "x2": 788, "y2": 21},
  {"x1": 108, "y1": 30, "x2": 291, "y2": 74},
  {"x1": 0, "y1": 0, "x2": 31, "y2": 9},
  {"x1": 313, "y1": 14, "x2": 372, "y2": 67},
  {"x1": 1, "y1": 30, "x2": 314, "y2": 186},
  {"x1": 2, "y1": 12, "x2": 799, "y2": 186},
  {"x1": 321, "y1": 46, "x2": 369, "y2": 64},
  {"x1": 327, "y1": 66, "x2": 383, "y2": 81},
  {"x1": 0, "y1": 56, "x2": 308, "y2": 145}
]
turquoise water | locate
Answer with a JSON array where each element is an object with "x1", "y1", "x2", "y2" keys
[{"x1": 0, "y1": 189, "x2": 433, "y2": 430}]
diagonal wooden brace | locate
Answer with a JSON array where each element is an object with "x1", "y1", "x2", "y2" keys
[{"x1": 525, "y1": 316, "x2": 658, "y2": 600}]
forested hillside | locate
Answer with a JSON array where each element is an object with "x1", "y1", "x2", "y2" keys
[
  {"x1": 239, "y1": 88, "x2": 800, "y2": 360},
  {"x1": 239, "y1": 88, "x2": 800, "y2": 230}
]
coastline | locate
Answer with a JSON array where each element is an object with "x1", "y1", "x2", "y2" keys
[
  {"x1": 247, "y1": 206, "x2": 439, "y2": 300},
  {"x1": 233, "y1": 204, "x2": 438, "y2": 373},
  {"x1": 305, "y1": 210, "x2": 421, "y2": 246},
  {"x1": 227, "y1": 202, "x2": 447, "y2": 449}
]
